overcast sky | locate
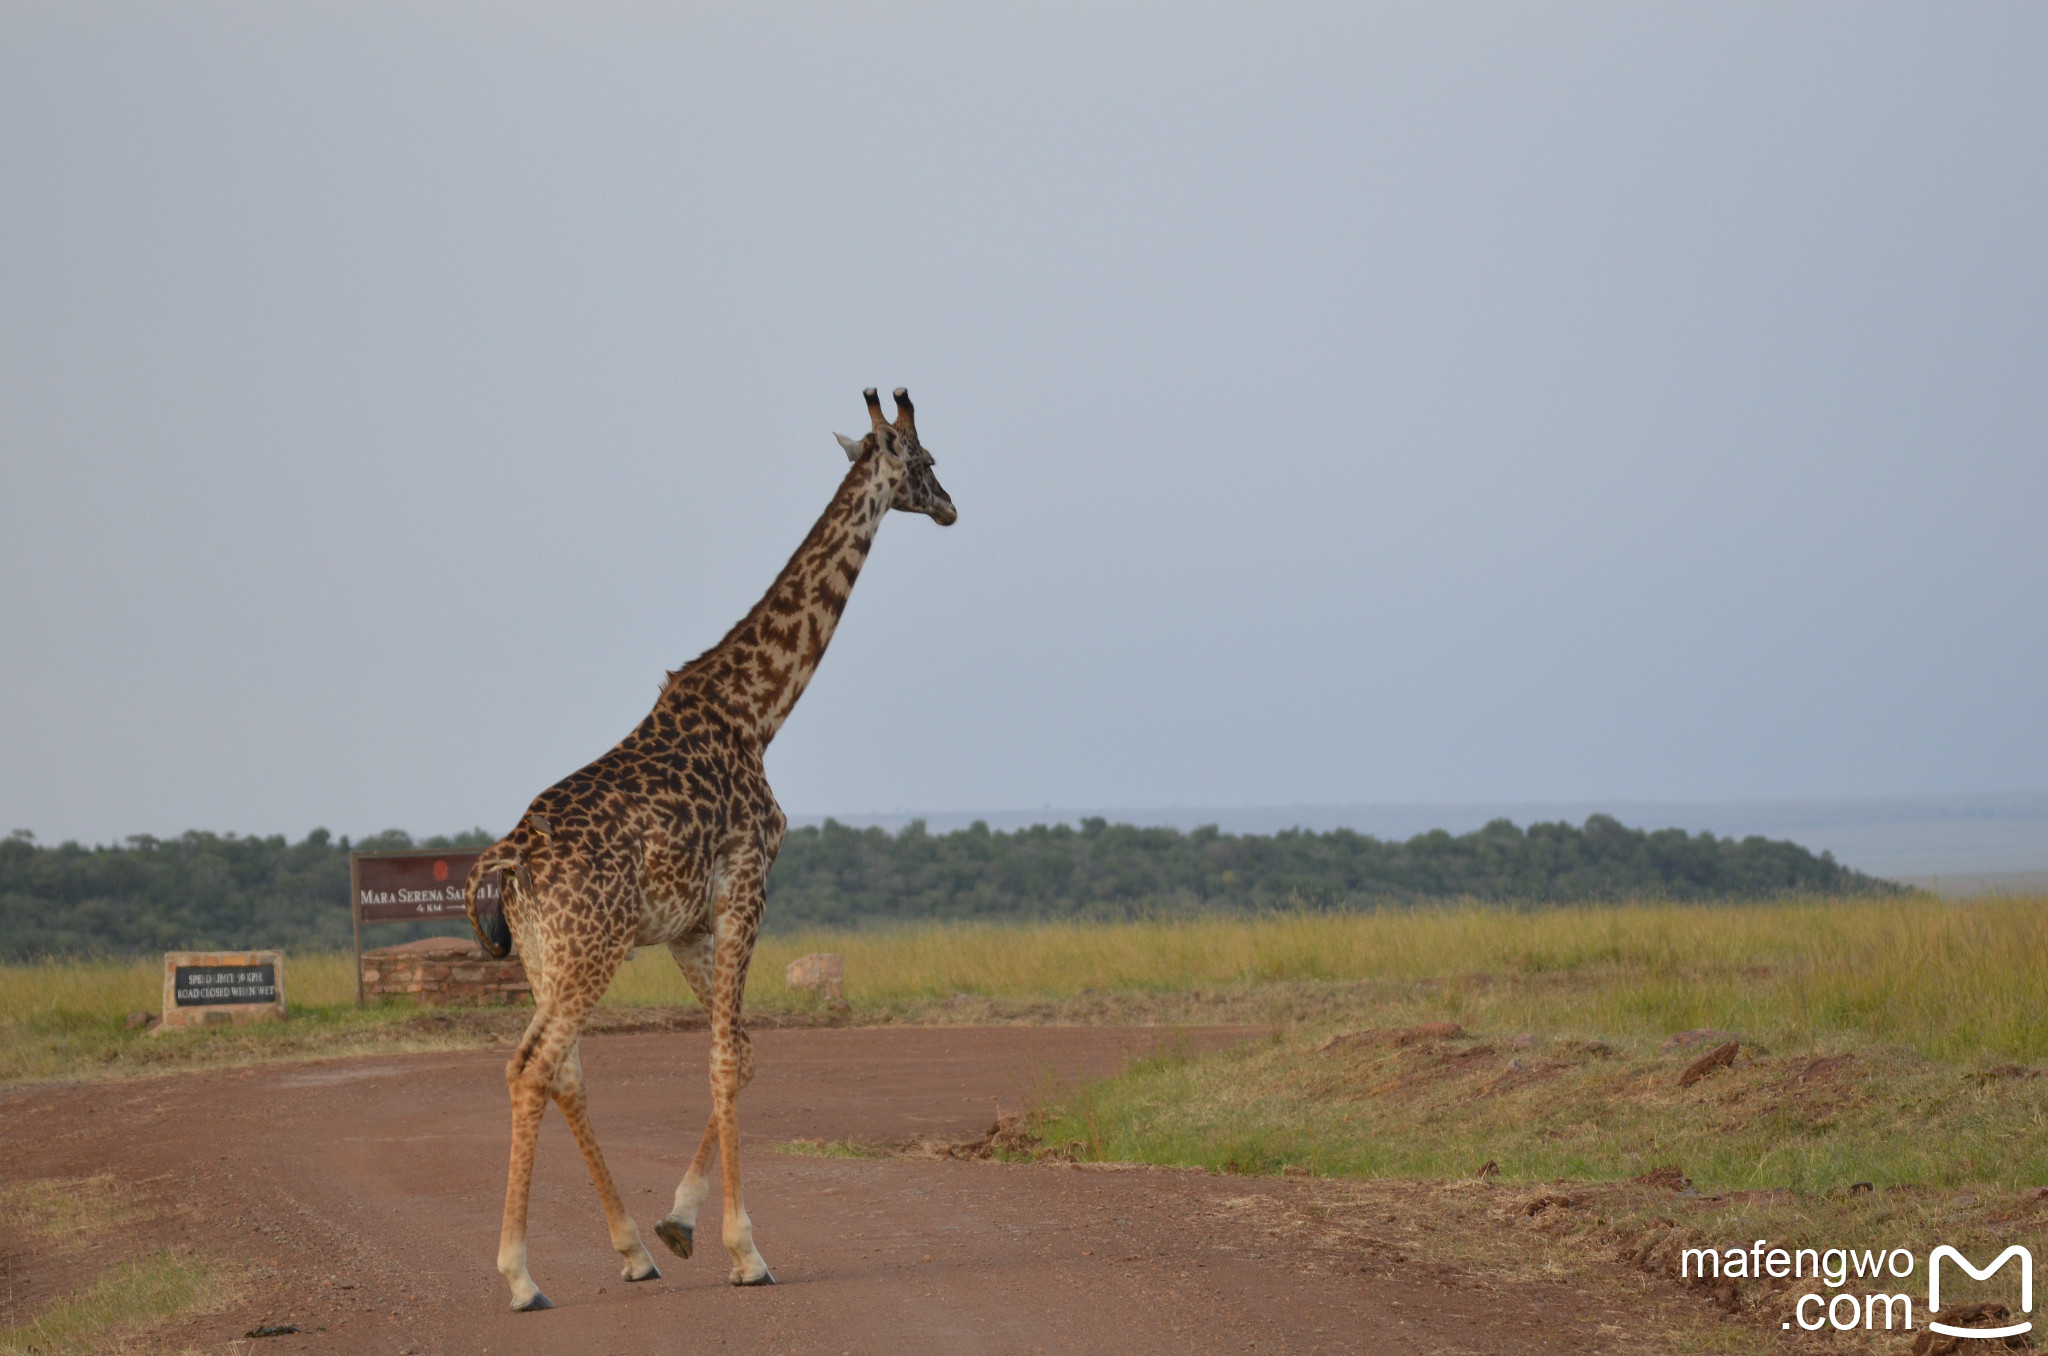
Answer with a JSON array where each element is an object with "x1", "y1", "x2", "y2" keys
[{"x1": 3, "y1": 5, "x2": 2044, "y2": 847}]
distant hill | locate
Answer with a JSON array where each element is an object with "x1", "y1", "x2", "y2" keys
[{"x1": 0, "y1": 816, "x2": 1896, "y2": 959}]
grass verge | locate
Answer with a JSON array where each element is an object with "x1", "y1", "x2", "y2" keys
[
  {"x1": 10, "y1": 896, "x2": 2048, "y2": 1347},
  {"x1": 0, "y1": 1172, "x2": 146, "y2": 1250},
  {"x1": 1136, "y1": 1173, "x2": 2046, "y2": 1352},
  {"x1": 0, "y1": 1173, "x2": 245, "y2": 1356},
  {"x1": 0, "y1": 1250, "x2": 238, "y2": 1356},
  {"x1": 1001, "y1": 896, "x2": 2048, "y2": 1350},
  {"x1": 6, "y1": 893, "x2": 2047, "y2": 1084},
  {"x1": 1035, "y1": 1023, "x2": 2048, "y2": 1191},
  {"x1": 764, "y1": 1138, "x2": 892, "y2": 1160}
]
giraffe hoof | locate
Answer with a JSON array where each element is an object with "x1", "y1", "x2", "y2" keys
[
  {"x1": 512, "y1": 1291, "x2": 554, "y2": 1312},
  {"x1": 625, "y1": 1261, "x2": 662, "y2": 1283},
  {"x1": 730, "y1": 1267, "x2": 776, "y2": 1287},
  {"x1": 654, "y1": 1216, "x2": 693, "y2": 1259}
]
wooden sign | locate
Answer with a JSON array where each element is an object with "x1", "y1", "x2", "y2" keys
[
  {"x1": 353, "y1": 850, "x2": 500, "y2": 922},
  {"x1": 159, "y1": 950, "x2": 287, "y2": 1030},
  {"x1": 348, "y1": 849, "x2": 505, "y2": 1004}
]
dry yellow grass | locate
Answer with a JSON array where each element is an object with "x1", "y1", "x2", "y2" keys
[
  {"x1": 0, "y1": 1250, "x2": 239, "y2": 1356},
  {"x1": 0, "y1": 950, "x2": 477, "y2": 1084},
  {"x1": 0, "y1": 951, "x2": 360, "y2": 1029},
  {"x1": 0, "y1": 1172, "x2": 145, "y2": 1251},
  {"x1": 607, "y1": 893, "x2": 2048, "y2": 1063},
  {"x1": 5, "y1": 894, "x2": 2045, "y2": 1082},
  {"x1": 6, "y1": 898, "x2": 2038, "y2": 1355},
  {"x1": 0, "y1": 1174, "x2": 244, "y2": 1356}
]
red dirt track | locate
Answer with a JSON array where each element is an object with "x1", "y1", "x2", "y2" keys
[{"x1": 2, "y1": 1028, "x2": 1635, "y2": 1354}]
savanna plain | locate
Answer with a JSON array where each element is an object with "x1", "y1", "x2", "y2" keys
[{"x1": 5, "y1": 895, "x2": 2046, "y2": 1353}]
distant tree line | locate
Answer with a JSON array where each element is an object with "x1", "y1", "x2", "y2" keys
[
  {"x1": 765, "y1": 815, "x2": 1895, "y2": 928},
  {"x1": 0, "y1": 827, "x2": 491, "y2": 959},
  {"x1": 0, "y1": 815, "x2": 1894, "y2": 959}
]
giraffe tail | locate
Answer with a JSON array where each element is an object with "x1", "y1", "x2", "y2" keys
[{"x1": 465, "y1": 840, "x2": 520, "y2": 959}]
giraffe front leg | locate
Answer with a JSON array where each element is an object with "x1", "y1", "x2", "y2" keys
[
  {"x1": 656, "y1": 933, "x2": 720, "y2": 1261},
  {"x1": 712, "y1": 1041, "x2": 772, "y2": 1286},
  {"x1": 655, "y1": 1113, "x2": 718, "y2": 1260},
  {"x1": 669, "y1": 881, "x2": 772, "y2": 1284},
  {"x1": 711, "y1": 994, "x2": 770, "y2": 1283}
]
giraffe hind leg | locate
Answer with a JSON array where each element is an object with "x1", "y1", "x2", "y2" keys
[
  {"x1": 499, "y1": 1002, "x2": 580, "y2": 1311},
  {"x1": 550, "y1": 1042, "x2": 661, "y2": 1282},
  {"x1": 496, "y1": 929, "x2": 639, "y2": 1312}
]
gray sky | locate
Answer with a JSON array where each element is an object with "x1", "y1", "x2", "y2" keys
[{"x1": 3, "y1": 4, "x2": 2044, "y2": 848}]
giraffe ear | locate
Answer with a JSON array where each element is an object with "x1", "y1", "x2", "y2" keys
[{"x1": 834, "y1": 432, "x2": 863, "y2": 462}]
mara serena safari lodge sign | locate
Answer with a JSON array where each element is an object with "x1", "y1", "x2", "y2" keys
[
  {"x1": 349, "y1": 848, "x2": 504, "y2": 1003},
  {"x1": 353, "y1": 849, "x2": 500, "y2": 922}
]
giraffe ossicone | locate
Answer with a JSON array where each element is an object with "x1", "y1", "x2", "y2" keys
[{"x1": 464, "y1": 387, "x2": 955, "y2": 1308}]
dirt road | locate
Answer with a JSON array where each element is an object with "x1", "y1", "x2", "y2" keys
[{"x1": 2, "y1": 1027, "x2": 1641, "y2": 1354}]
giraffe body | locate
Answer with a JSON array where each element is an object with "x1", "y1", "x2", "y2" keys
[{"x1": 465, "y1": 388, "x2": 954, "y2": 1309}]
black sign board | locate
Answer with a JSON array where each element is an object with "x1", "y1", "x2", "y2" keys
[{"x1": 173, "y1": 963, "x2": 279, "y2": 1007}]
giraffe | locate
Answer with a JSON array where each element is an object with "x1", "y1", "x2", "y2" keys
[{"x1": 462, "y1": 387, "x2": 955, "y2": 1310}]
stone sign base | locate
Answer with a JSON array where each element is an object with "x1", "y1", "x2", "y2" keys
[
  {"x1": 361, "y1": 936, "x2": 531, "y2": 1006},
  {"x1": 159, "y1": 950, "x2": 287, "y2": 1030}
]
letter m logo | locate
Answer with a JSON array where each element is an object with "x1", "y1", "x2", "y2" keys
[{"x1": 1929, "y1": 1245, "x2": 2033, "y2": 1340}]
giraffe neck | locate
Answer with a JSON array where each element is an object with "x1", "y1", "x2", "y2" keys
[{"x1": 666, "y1": 449, "x2": 901, "y2": 746}]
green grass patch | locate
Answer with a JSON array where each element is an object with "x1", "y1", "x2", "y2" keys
[
  {"x1": 1213, "y1": 1173, "x2": 2048, "y2": 1349},
  {"x1": 625, "y1": 893, "x2": 2048, "y2": 1063},
  {"x1": 1011, "y1": 897, "x2": 2048, "y2": 1345},
  {"x1": 763, "y1": 1137, "x2": 892, "y2": 1160},
  {"x1": 0, "y1": 1172, "x2": 145, "y2": 1250},
  {"x1": 0, "y1": 1174, "x2": 244, "y2": 1356},
  {"x1": 7, "y1": 894, "x2": 2048, "y2": 1088},
  {"x1": 0, "y1": 990, "x2": 525, "y2": 1085},
  {"x1": 0, "y1": 951, "x2": 446, "y2": 1083},
  {"x1": 0, "y1": 1249, "x2": 240, "y2": 1356},
  {"x1": 1034, "y1": 1023, "x2": 2048, "y2": 1191},
  {"x1": 0, "y1": 951, "x2": 362, "y2": 1022}
]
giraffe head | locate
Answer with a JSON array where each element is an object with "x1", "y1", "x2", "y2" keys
[{"x1": 834, "y1": 387, "x2": 957, "y2": 526}]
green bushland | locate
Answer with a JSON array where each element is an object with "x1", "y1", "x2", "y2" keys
[
  {"x1": 0, "y1": 814, "x2": 1887, "y2": 959},
  {"x1": 0, "y1": 827, "x2": 492, "y2": 958},
  {"x1": 769, "y1": 813, "x2": 1887, "y2": 924}
]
